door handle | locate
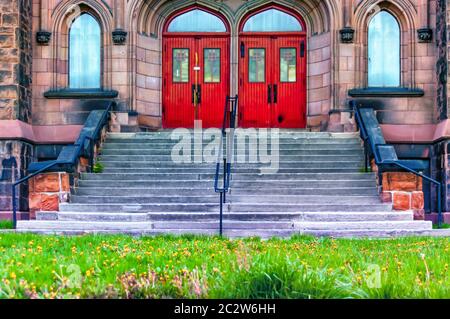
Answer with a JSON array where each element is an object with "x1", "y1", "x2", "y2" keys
[
  {"x1": 192, "y1": 84, "x2": 201, "y2": 104},
  {"x1": 300, "y1": 40, "x2": 305, "y2": 57},
  {"x1": 273, "y1": 84, "x2": 278, "y2": 103},
  {"x1": 268, "y1": 85, "x2": 272, "y2": 103}
]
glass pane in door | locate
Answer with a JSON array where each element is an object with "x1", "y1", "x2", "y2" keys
[
  {"x1": 248, "y1": 48, "x2": 265, "y2": 83},
  {"x1": 204, "y1": 48, "x2": 220, "y2": 83},
  {"x1": 173, "y1": 48, "x2": 189, "y2": 82},
  {"x1": 280, "y1": 48, "x2": 296, "y2": 82}
]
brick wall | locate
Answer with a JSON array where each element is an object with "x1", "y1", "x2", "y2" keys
[{"x1": 0, "y1": 0, "x2": 32, "y2": 122}]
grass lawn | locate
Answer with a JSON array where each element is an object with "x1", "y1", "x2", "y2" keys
[
  {"x1": 0, "y1": 233, "x2": 449, "y2": 299},
  {"x1": 0, "y1": 221, "x2": 13, "y2": 229}
]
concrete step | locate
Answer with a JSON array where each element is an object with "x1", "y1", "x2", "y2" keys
[
  {"x1": 102, "y1": 143, "x2": 363, "y2": 150},
  {"x1": 77, "y1": 179, "x2": 377, "y2": 188},
  {"x1": 38, "y1": 211, "x2": 413, "y2": 222},
  {"x1": 100, "y1": 149, "x2": 363, "y2": 156},
  {"x1": 97, "y1": 154, "x2": 364, "y2": 161},
  {"x1": 100, "y1": 161, "x2": 365, "y2": 169},
  {"x1": 106, "y1": 131, "x2": 359, "y2": 139},
  {"x1": 73, "y1": 187, "x2": 378, "y2": 196},
  {"x1": 101, "y1": 167, "x2": 365, "y2": 173},
  {"x1": 81, "y1": 172, "x2": 375, "y2": 181},
  {"x1": 105, "y1": 138, "x2": 362, "y2": 145},
  {"x1": 16, "y1": 220, "x2": 431, "y2": 231},
  {"x1": 58, "y1": 202, "x2": 392, "y2": 213},
  {"x1": 69, "y1": 195, "x2": 383, "y2": 205}
]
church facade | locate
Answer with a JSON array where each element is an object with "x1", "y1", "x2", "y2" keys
[{"x1": 1, "y1": 0, "x2": 450, "y2": 221}]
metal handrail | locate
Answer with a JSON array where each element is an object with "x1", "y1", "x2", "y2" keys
[
  {"x1": 214, "y1": 95, "x2": 238, "y2": 236},
  {"x1": 351, "y1": 102, "x2": 443, "y2": 228},
  {"x1": 10, "y1": 103, "x2": 113, "y2": 228}
]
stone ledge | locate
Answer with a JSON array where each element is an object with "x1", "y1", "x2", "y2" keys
[
  {"x1": 44, "y1": 89, "x2": 119, "y2": 99},
  {"x1": 348, "y1": 87, "x2": 425, "y2": 97}
]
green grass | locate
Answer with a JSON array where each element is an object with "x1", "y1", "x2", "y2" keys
[
  {"x1": 433, "y1": 223, "x2": 450, "y2": 229},
  {"x1": 0, "y1": 234, "x2": 449, "y2": 299},
  {"x1": 0, "y1": 220, "x2": 13, "y2": 229}
]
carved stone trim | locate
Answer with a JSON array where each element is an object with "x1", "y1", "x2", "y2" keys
[
  {"x1": 417, "y1": 28, "x2": 433, "y2": 43},
  {"x1": 36, "y1": 31, "x2": 52, "y2": 45},
  {"x1": 112, "y1": 29, "x2": 127, "y2": 45},
  {"x1": 339, "y1": 27, "x2": 355, "y2": 43}
]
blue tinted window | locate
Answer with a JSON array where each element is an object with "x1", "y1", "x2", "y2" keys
[
  {"x1": 368, "y1": 11, "x2": 400, "y2": 87},
  {"x1": 69, "y1": 14, "x2": 101, "y2": 88},
  {"x1": 243, "y1": 9, "x2": 302, "y2": 32},
  {"x1": 168, "y1": 9, "x2": 226, "y2": 32}
]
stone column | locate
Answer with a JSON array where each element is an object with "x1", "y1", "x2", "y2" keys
[
  {"x1": 436, "y1": 0, "x2": 447, "y2": 119},
  {"x1": 0, "y1": 0, "x2": 34, "y2": 216}
]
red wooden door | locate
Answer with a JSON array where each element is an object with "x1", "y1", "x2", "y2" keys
[
  {"x1": 239, "y1": 35, "x2": 306, "y2": 128},
  {"x1": 163, "y1": 36, "x2": 229, "y2": 128},
  {"x1": 163, "y1": 37, "x2": 194, "y2": 128}
]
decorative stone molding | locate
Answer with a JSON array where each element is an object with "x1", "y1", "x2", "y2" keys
[
  {"x1": 112, "y1": 29, "x2": 127, "y2": 45},
  {"x1": 417, "y1": 28, "x2": 433, "y2": 43},
  {"x1": 36, "y1": 31, "x2": 52, "y2": 45},
  {"x1": 339, "y1": 27, "x2": 355, "y2": 43}
]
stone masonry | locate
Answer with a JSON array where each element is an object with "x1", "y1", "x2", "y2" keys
[{"x1": 0, "y1": 0, "x2": 34, "y2": 214}]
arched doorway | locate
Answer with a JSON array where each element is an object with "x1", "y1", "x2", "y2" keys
[
  {"x1": 162, "y1": 7, "x2": 230, "y2": 128},
  {"x1": 238, "y1": 5, "x2": 307, "y2": 128}
]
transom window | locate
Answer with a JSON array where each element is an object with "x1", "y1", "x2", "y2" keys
[
  {"x1": 69, "y1": 14, "x2": 101, "y2": 89},
  {"x1": 368, "y1": 11, "x2": 400, "y2": 87},
  {"x1": 167, "y1": 9, "x2": 227, "y2": 32},
  {"x1": 242, "y1": 8, "x2": 302, "y2": 32}
]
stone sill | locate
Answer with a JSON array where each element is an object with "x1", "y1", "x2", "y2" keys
[
  {"x1": 44, "y1": 89, "x2": 118, "y2": 99},
  {"x1": 348, "y1": 87, "x2": 425, "y2": 97}
]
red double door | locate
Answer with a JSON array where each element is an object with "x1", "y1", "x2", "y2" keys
[
  {"x1": 163, "y1": 35, "x2": 306, "y2": 128},
  {"x1": 239, "y1": 35, "x2": 307, "y2": 128},
  {"x1": 163, "y1": 35, "x2": 229, "y2": 128}
]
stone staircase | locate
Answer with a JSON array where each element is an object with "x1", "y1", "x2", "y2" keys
[{"x1": 17, "y1": 130, "x2": 434, "y2": 237}]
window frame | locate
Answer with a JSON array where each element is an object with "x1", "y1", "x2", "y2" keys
[
  {"x1": 164, "y1": 7, "x2": 230, "y2": 34},
  {"x1": 242, "y1": 8, "x2": 303, "y2": 33},
  {"x1": 279, "y1": 47, "x2": 297, "y2": 83},
  {"x1": 203, "y1": 48, "x2": 221, "y2": 84},
  {"x1": 248, "y1": 48, "x2": 266, "y2": 83},
  {"x1": 172, "y1": 48, "x2": 190, "y2": 83},
  {"x1": 68, "y1": 12, "x2": 103, "y2": 89},
  {"x1": 239, "y1": 5, "x2": 306, "y2": 34},
  {"x1": 367, "y1": 10, "x2": 401, "y2": 88}
]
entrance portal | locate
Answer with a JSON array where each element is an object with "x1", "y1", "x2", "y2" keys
[
  {"x1": 238, "y1": 7, "x2": 307, "y2": 128},
  {"x1": 162, "y1": 8, "x2": 230, "y2": 128}
]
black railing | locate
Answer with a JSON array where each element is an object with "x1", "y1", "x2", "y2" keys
[
  {"x1": 214, "y1": 95, "x2": 238, "y2": 236},
  {"x1": 11, "y1": 102, "x2": 114, "y2": 229},
  {"x1": 351, "y1": 101, "x2": 443, "y2": 228}
]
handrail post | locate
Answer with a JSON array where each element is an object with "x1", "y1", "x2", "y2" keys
[
  {"x1": 219, "y1": 192, "x2": 223, "y2": 237},
  {"x1": 437, "y1": 183, "x2": 442, "y2": 228},
  {"x1": 223, "y1": 158, "x2": 226, "y2": 203},
  {"x1": 12, "y1": 184, "x2": 17, "y2": 229}
]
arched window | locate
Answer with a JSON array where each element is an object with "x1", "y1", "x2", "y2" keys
[
  {"x1": 242, "y1": 8, "x2": 302, "y2": 32},
  {"x1": 167, "y1": 9, "x2": 227, "y2": 32},
  {"x1": 69, "y1": 14, "x2": 101, "y2": 89},
  {"x1": 368, "y1": 11, "x2": 400, "y2": 87}
]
